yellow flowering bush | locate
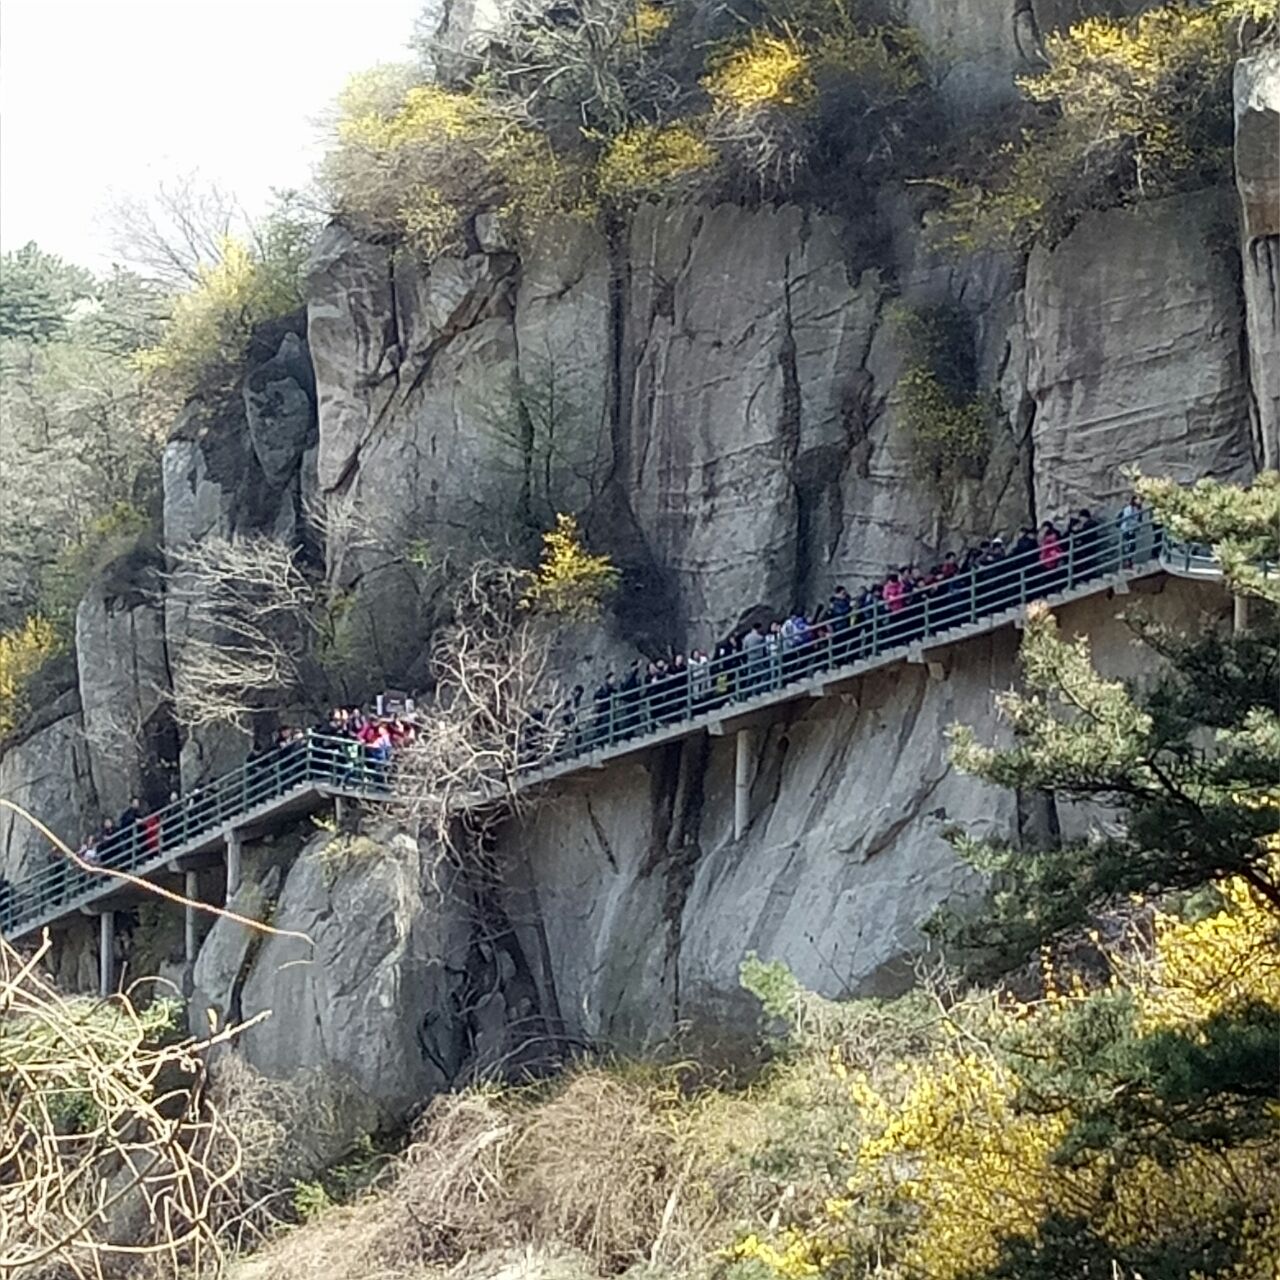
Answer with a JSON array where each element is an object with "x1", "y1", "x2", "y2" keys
[
  {"x1": 522, "y1": 513, "x2": 619, "y2": 620},
  {"x1": 596, "y1": 123, "x2": 715, "y2": 201},
  {"x1": 703, "y1": 32, "x2": 813, "y2": 109},
  {"x1": 731, "y1": 865, "x2": 1280, "y2": 1279},
  {"x1": 0, "y1": 614, "x2": 62, "y2": 736},
  {"x1": 135, "y1": 213, "x2": 309, "y2": 399},
  {"x1": 937, "y1": 0, "x2": 1262, "y2": 248}
]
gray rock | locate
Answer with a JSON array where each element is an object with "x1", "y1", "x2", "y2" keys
[
  {"x1": 244, "y1": 332, "x2": 317, "y2": 488},
  {"x1": 234, "y1": 832, "x2": 460, "y2": 1119},
  {"x1": 494, "y1": 575, "x2": 1232, "y2": 1052},
  {"x1": 1235, "y1": 50, "x2": 1280, "y2": 469},
  {"x1": 1024, "y1": 190, "x2": 1255, "y2": 519},
  {"x1": 75, "y1": 569, "x2": 171, "y2": 817},
  {"x1": 0, "y1": 710, "x2": 97, "y2": 884}
]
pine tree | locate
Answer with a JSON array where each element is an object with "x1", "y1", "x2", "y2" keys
[{"x1": 939, "y1": 474, "x2": 1280, "y2": 970}]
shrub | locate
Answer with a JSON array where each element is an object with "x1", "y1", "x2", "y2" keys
[
  {"x1": 701, "y1": 3, "x2": 925, "y2": 196},
  {"x1": 936, "y1": 0, "x2": 1272, "y2": 249},
  {"x1": 890, "y1": 304, "x2": 991, "y2": 486},
  {"x1": 521, "y1": 513, "x2": 619, "y2": 620},
  {"x1": 325, "y1": 65, "x2": 585, "y2": 255},
  {"x1": 703, "y1": 32, "x2": 813, "y2": 110},
  {"x1": 596, "y1": 122, "x2": 716, "y2": 202},
  {"x1": 135, "y1": 202, "x2": 312, "y2": 400},
  {"x1": 0, "y1": 613, "x2": 62, "y2": 736}
]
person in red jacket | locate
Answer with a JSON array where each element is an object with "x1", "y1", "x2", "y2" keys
[{"x1": 1038, "y1": 521, "x2": 1063, "y2": 595}]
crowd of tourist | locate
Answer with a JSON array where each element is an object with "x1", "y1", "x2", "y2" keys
[
  {"x1": 34, "y1": 495, "x2": 1155, "y2": 905},
  {"x1": 551, "y1": 497, "x2": 1155, "y2": 755}
]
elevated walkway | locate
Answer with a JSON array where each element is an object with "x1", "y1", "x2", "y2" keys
[{"x1": 0, "y1": 514, "x2": 1235, "y2": 985}]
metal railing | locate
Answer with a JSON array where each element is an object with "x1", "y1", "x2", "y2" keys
[
  {"x1": 529, "y1": 512, "x2": 1192, "y2": 767},
  {"x1": 0, "y1": 735, "x2": 392, "y2": 936},
  {"x1": 0, "y1": 506, "x2": 1238, "y2": 937}
]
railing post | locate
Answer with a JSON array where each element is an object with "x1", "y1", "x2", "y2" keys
[
  {"x1": 184, "y1": 870, "x2": 199, "y2": 964},
  {"x1": 225, "y1": 828, "x2": 242, "y2": 903},
  {"x1": 1066, "y1": 529, "x2": 1076, "y2": 591},
  {"x1": 922, "y1": 591, "x2": 932, "y2": 640},
  {"x1": 968, "y1": 572, "x2": 977, "y2": 627}
]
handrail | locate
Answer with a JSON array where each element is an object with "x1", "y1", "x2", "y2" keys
[
  {"x1": 0, "y1": 505, "x2": 1226, "y2": 936},
  {"x1": 0, "y1": 734, "x2": 394, "y2": 935}
]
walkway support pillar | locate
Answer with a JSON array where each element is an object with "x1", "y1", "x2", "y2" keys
[
  {"x1": 98, "y1": 910, "x2": 115, "y2": 998},
  {"x1": 225, "y1": 829, "x2": 242, "y2": 903},
  {"x1": 1234, "y1": 594, "x2": 1250, "y2": 635},
  {"x1": 734, "y1": 727, "x2": 753, "y2": 841},
  {"x1": 184, "y1": 870, "x2": 199, "y2": 964}
]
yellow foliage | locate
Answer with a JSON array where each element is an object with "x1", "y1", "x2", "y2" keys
[
  {"x1": 0, "y1": 614, "x2": 62, "y2": 736},
  {"x1": 1130, "y1": 863, "x2": 1280, "y2": 1032},
  {"x1": 938, "y1": 0, "x2": 1257, "y2": 248},
  {"x1": 522, "y1": 513, "x2": 619, "y2": 620},
  {"x1": 327, "y1": 70, "x2": 587, "y2": 255},
  {"x1": 630, "y1": 0, "x2": 672, "y2": 43},
  {"x1": 703, "y1": 32, "x2": 813, "y2": 109},
  {"x1": 596, "y1": 123, "x2": 715, "y2": 200},
  {"x1": 135, "y1": 234, "x2": 304, "y2": 397},
  {"x1": 735, "y1": 863, "x2": 1280, "y2": 1279}
]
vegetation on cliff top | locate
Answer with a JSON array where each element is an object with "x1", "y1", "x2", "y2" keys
[{"x1": 322, "y1": 0, "x2": 1276, "y2": 256}]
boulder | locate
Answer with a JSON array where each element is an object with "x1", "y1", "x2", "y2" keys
[
  {"x1": 1024, "y1": 190, "x2": 1255, "y2": 520},
  {"x1": 233, "y1": 831, "x2": 473, "y2": 1120}
]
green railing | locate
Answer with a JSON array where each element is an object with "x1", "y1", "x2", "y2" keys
[
  {"x1": 0, "y1": 735, "x2": 392, "y2": 936},
  {"x1": 0, "y1": 506, "x2": 1241, "y2": 937},
  {"x1": 533, "y1": 512, "x2": 1179, "y2": 767}
]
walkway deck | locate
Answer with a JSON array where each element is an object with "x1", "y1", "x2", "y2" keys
[{"x1": 0, "y1": 516, "x2": 1226, "y2": 949}]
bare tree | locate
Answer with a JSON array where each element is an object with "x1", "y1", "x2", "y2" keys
[
  {"x1": 392, "y1": 562, "x2": 566, "y2": 871},
  {"x1": 166, "y1": 534, "x2": 318, "y2": 731},
  {"x1": 104, "y1": 174, "x2": 245, "y2": 289}
]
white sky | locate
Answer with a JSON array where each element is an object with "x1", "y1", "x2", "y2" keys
[{"x1": 0, "y1": 0, "x2": 424, "y2": 270}]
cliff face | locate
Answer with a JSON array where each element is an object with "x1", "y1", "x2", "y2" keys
[{"x1": 2, "y1": 27, "x2": 1276, "y2": 1120}]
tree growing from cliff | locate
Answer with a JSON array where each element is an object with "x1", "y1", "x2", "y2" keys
[
  {"x1": 392, "y1": 560, "x2": 565, "y2": 863},
  {"x1": 936, "y1": 0, "x2": 1278, "y2": 249},
  {"x1": 939, "y1": 474, "x2": 1280, "y2": 971},
  {"x1": 166, "y1": 533, "x2": 322, "y2": 732}
]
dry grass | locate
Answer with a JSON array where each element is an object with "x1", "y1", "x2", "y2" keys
[{"x1": 230, "y1": 1066, "x2": 728, "y2": 1280}]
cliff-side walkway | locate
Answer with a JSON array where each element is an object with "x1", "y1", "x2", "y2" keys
[{"x1": 0, "y1": 513, "x2": 1232, "y2": 992}]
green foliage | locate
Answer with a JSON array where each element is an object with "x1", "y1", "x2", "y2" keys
[
  {"x1": 37, "y1": 500, "x2": 152, "y2": 633},
  {"x1": 1136, "y1": 471, "x2": 1280, "y2": 604},
  {"x1": 0, "y1": 242, "x2": 95, "y2": 341},
  {"x1": 0, "y1": 244, "x2": 163, "y2": 633},
  {"x1": 0, "y1": 614, "x2": 63, "y2": 737},
  {"x1": 890, "y1": 304, "x2": 991, "y2": 485},
  {"x1": 937, "y1": 0, "x2": 1271, "y2": 249}
]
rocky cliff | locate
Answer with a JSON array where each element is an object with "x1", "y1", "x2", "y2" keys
[{"x1": 2, "y1": 26, "x2": 1275, "y2": 1124}]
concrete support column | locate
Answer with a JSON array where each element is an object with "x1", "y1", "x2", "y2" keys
[
  {"x1": 98, "y1": 910, "x2": 115, "y2": 998},
  {"x1": 734, "y1": 727, "x2": 754, "y2": 841},
  {"x1": 225, "y1": 829, "x2": 242, "y2": 903},
  {"x1": 184, "y1": 870, "x2": 199, "y2": 964},
  {"x1": 1234, "y1": 594, "x2": 1250, "y2": 635}
]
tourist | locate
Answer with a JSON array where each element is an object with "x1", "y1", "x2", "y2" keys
[
  {"x1": 1119, "y1": 492, "x2": 1144, "y2": 567},
  {"x1": 1038, "y1": 521, "x2": 1063, "y2": 595}
]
